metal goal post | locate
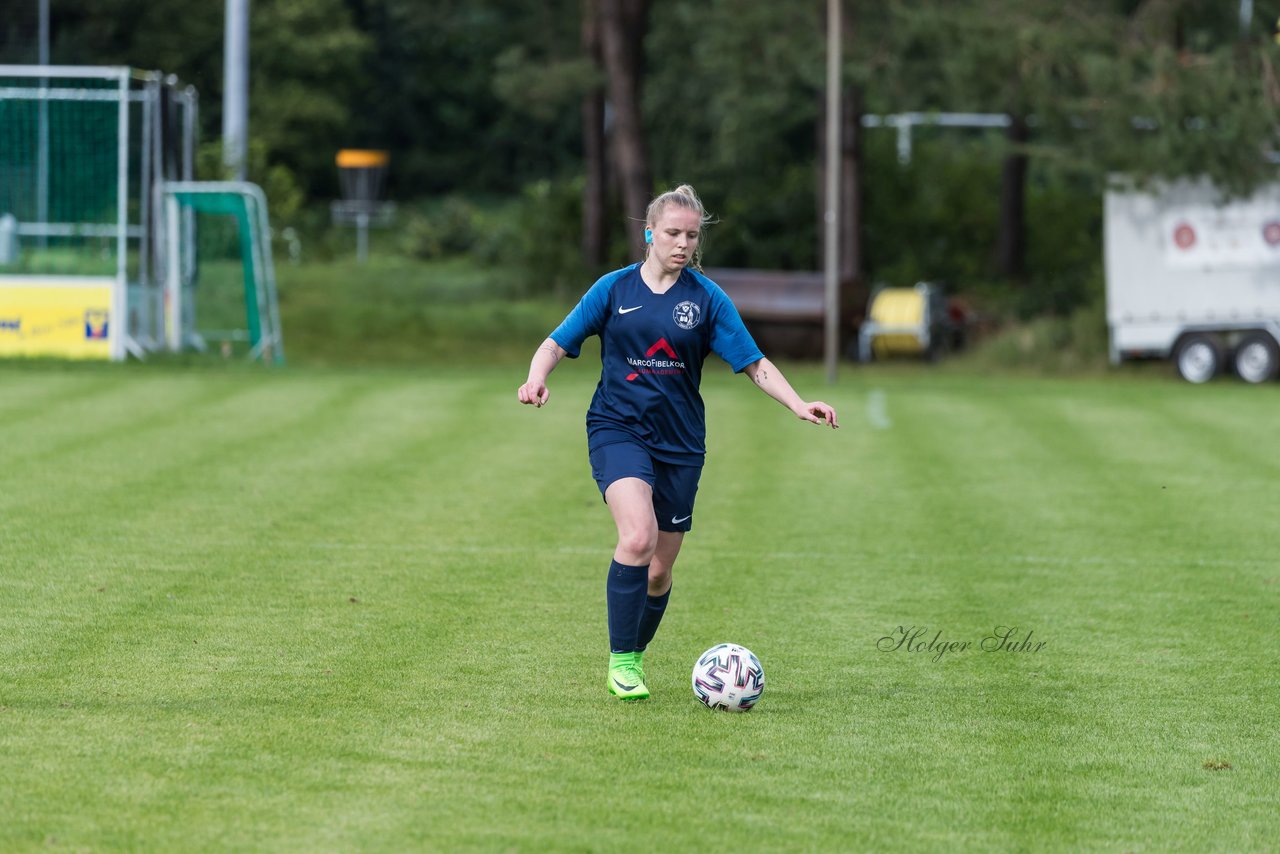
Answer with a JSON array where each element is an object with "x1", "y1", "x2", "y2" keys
[{"x1": 162, "y1": 181, "x2": 284, "y2": 365}]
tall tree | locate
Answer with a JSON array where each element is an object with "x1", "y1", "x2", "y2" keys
[
  {"x1": 598, "y1": 0, "x2": 652, "y2": 260},
  {"x1": 994, "y1": 114, "x2": 1029, "y2": 280},
  {"x1": 581, "y1": 0, "x2": 607, "y2": 266},
  {"x1": 837, "y1": 4, "x2": 867, "y2": 307},
  {"x1": 45, "y1": 0, "x2": 371, "y2": 195},
  {"x1": 1083, "y1": 0, "x2": 1280, "y2": 197},
  {"x1": 356, "y1": 0, "x2": 586, "y2": 196},
  {"x1": 646, "y1": 0, "x2": 827, "y2": 269},
  {"x1": 887, "y1": 1, "x2": 1118, "y2": 282}
]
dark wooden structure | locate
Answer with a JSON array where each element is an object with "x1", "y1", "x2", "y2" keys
[{"x1": 703, "y1": 267, "x2": 861, "y2": 360}]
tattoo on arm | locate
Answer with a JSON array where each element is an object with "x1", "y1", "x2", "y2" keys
[
  {"x1": 539, "y1": 342, "x2": 562, "y2": 362},
  {"x1": 754, "y1": 369, "x2": 768, "y2": 386}
]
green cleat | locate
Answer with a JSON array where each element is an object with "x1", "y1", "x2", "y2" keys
[{"x1": 607, "y1": 652, "x2": 650, "y2": 701}]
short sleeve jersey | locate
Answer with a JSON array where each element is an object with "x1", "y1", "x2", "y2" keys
[{"x1": 550, "y1": 263, "x2": 764, "y2": 464}]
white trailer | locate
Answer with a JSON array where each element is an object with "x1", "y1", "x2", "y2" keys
[{"x1": 1105, "y1": 179, "x2": 1280, "y2": 383}]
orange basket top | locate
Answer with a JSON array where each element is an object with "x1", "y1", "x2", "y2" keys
[{"x1": 336, "y1": 149, "x2": 389, "y2": 169}]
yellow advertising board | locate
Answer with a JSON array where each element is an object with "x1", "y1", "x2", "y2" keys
[{"x1": 0, "y1": 278, "x2": 114, "y2": 360}]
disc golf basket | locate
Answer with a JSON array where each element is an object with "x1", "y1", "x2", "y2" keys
[{"x1": 331, "y1": 149, "x2": 395, "y2": 263}]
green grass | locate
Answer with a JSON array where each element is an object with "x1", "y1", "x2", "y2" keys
[
  {"x1": 189, "y1": 256, "x2": 569, "y2": 367},
  {"x1": 1, "y1": 361, "x2": 1276, "y2": 851}
]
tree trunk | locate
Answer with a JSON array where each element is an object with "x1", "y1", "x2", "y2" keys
[
  {"x1": 841, "y1": 82, "x2": 865, "y2": 325},
  {"x1": 581, "y1": 0, "x2": 607, "y2": 266},
  {"x1": 994, "y1": 113, "x2": 1028, "y2": 281},
  {"x1": 599, "y1": 0, "x2": 652, "y2": 261}
]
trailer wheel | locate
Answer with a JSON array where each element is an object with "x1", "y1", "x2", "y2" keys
[
  {"x1": 1233, "y1": 332, "x2": 1280, "y2": 384},
  {"x1": 1174, "y1": 334, "x2": 1222, "y2": 384}
]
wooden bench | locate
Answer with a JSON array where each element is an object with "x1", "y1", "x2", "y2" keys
[{"x1": 702, "y1": 267, "x2": 861, "y2": 359}]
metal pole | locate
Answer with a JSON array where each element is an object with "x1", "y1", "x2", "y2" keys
[
  {"x1": 139, "y1": 76, "x2": 155, "y2": 289},
  {"x1": 223, "y1": 0, "x2": 249, "y2": 180},
  {"x1": 36, "y1": 0, "x2": 50, "y2": 248},
  {"x1": 165, "y1": 194, "x2": 182, "y2": 352},
  {"x1": 114, "y1": 70, "x2": 129, "y2": 360},
  {"x1": 356, "y1": 212, "x2": 369, "y2": 264},
  {"x1": 823, "y1": 0, "x2": 842, "y2": 383},
  {"x1": 38, "y1": 0, "x2": 49, "y2": 63},
  {"x1": 182, "y1": 87, "x2": 198, "y2": 303}
]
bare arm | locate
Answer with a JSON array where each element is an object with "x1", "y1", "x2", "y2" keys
[
  {"x1": 517, "y1": 338, "x2": 567, "y2": 407},
  {"x1": 742, "y1": 357, "x2": 839, "y2": 428}
]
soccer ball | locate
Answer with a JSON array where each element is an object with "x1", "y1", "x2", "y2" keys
[{"x1": 691, "y1": 643, "x2": 764, "y2": 712}]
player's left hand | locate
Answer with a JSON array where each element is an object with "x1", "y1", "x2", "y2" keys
[{"x1": 798, "y1": 401, "x2": 839, "y2": 428}]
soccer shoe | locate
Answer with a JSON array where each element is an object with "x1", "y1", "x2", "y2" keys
[
  {"x1": 635, "y1": 649, "x2": 646, "y2": 682},
  {"x1": 607, "y1": 652, "x2": 650, "y2": 701}
]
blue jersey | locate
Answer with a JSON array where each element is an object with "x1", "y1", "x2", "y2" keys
[{"x1": 550, "y1": 263, "x2": 764, "y2": 463}]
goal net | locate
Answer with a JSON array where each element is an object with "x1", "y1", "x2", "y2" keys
[
  {"x1": 162, "y1": 182, "x2": 285, "y2": 364},
  {"x1": 0, "y1": 65, "x2": 195, "y2": 359}
]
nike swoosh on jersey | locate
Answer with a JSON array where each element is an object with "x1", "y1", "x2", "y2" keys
[
  {"x1": 671, "y1": 514, "x2": 692, "y2": 524},
  {"x1": 618, "y1": 305, "x2": 643, "y2": 314}
]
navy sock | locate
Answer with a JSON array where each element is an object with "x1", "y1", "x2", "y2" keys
[
  {"x1": 606, "y1": 560, "x2": 649, "y2": 653},
  {"x1": 635, "y1": 586, "x2": 671, "y2": 652}
]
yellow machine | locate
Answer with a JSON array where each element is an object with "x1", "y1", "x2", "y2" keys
[{"x1": 857, "y1": 282, "x2": 952, "y2": 361}]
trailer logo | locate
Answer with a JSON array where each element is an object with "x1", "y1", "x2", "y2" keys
[{"x1": 1172, "y1": 222, "x2": 1197, "y2": 249}]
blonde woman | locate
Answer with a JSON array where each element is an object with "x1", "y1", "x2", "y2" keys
[{"x1": 518, "y1": 185, "x2": 838, "y2": 701}]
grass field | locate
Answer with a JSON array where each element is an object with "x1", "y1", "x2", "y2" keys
[
  {"x1": 193, "y1": 257, "x2": 568, "y2": 367},
  {"x1": 1, "y1": 360, "x2": 1277, "y2": 851}
]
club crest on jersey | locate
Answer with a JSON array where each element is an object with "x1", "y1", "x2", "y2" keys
[{"x1": 673, "y1": 300, "x2": 701, "y2": 330}]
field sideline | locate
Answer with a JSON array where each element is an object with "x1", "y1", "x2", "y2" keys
[{"x1": 1, "y1": 361, "x2": 1276, "y2": 851}]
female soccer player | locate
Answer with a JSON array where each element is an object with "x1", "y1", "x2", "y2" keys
[{"x1": 517, "y1": 185, "x2": 838, "y2": 701}]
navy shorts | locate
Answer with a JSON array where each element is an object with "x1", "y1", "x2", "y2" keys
[{"x1": 589, "y1": 440, "x2": 702, "y2": 533}]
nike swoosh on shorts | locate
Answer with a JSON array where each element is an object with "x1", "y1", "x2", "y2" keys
[{"x1": 671, "y1": 514, "x2": 691, "y2": 524}]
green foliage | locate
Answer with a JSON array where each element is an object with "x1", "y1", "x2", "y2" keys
[
  {"x1": 249, "y1": 0, "x2": 373, "y2": 195},
  {"x1": 959, "y1": 299, "x2": 1112, "y2": 374},
  {"x1": 395, "y1": 182, "x2": 590, "y2": 298},
  {"x1": 640, "y1": 0, "x2": 1110, "y2": 307},
  {"x1": 398, "y1": 196, "x2": 505, "y2": 261},
  {"x1": 853, "y1": 130, "x2": 1103, "y2": 318},
  {"x1": 1081, "y1": 41, "x2": 1280, "y2": 196},
  {"x1": 342, "y1": 0, "x2": 584, "y2": 195},
  {"x1": 862, "y1": 132, "x2": 1002, "y2": 287},
  {"x1": 492, "y1": 46, "x2": 600, "y2": 125},
  {"x1": 196, "y1": 138, "x2": 306, "y2": 225},
  {"x1": 885, "y1": 1, "x2": 1114, "y2": 117},
  {"x1": 270, "y1": 255, "x2": 567, "y2": 366},
  {"x1": 876, "y1": 1, "x2": 1280, "y2": 198},
  {"x1": 42, "y1": 0, "x2": 372, "y2": 200},
  {"x1": 508, "y1": 178, "x2": 592, "y2": 296},
  {"x1": 28, "y1": 0, "x2": 1280, "y2": 321},
  {"x1": 646, "y1": 0, "x2": 824, "y2": 270}
]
